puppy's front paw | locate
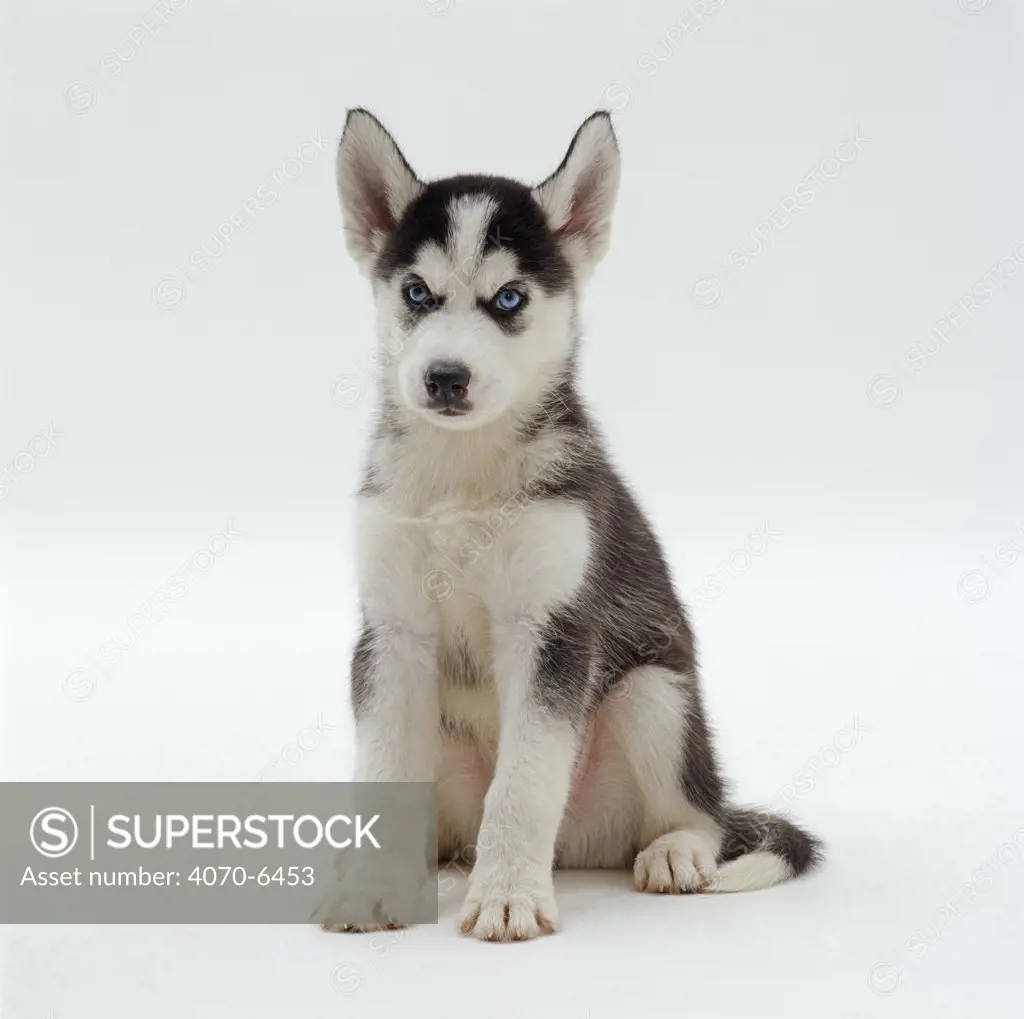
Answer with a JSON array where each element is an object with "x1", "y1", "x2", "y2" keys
[
  {"x1": 320, "y1": 919, "x2": 404, "y2": 934},
  {"x1": 312, "y1": 858, "x2": 429, "y2": 933},
  {"x1": 458, "y1": 869, "x2": 558, "y2": 941}
]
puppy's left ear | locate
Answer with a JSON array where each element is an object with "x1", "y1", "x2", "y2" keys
[{"x1": 532, "y1": 112, "x2": 620, "y2": 276}]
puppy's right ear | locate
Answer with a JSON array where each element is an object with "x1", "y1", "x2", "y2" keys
[{"x1": 336, "y1": 109, "x2": 422, "y2": 275}]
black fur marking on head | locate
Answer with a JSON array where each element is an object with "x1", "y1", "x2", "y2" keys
[{"x1": 375, "y1": 175, "x2": 572, "y2": 294}]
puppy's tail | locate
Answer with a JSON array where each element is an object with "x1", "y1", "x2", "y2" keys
[{"x1": 707, "y1": 807, "x2": 823, "y2": 893}]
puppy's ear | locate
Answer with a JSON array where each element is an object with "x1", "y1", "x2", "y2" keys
[
  {"x1": 532, "y1": 112, "x2": 620, "y2": 276},
  {"x1": 336, "y1": 109, "x2": 422, "y2": 275}
]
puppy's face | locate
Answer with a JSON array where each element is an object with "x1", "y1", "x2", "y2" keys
[{"x1": 337, "y1": 111, "x2": 620, "y2": 430}]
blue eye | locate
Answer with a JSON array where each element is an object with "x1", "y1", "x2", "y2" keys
[
  {"x1": 495, "y1": 287, "x2": 524, "y2": 312},
  {"x1": 406, "y1": 281, "x2": 432, "y2": 307}
]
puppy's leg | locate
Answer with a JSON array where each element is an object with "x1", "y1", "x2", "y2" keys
[
  {"x1": 348, "y1": 497, "x2": 440, "y2": 785},
  {"x1": 350, "y1": 617, "x2": 439, "y2": 784},
  {"x1": 457, "y1": 614, "x2": 583, "y2": 941},
  {"x1": 348, "y1": 496, "x2": 441, "y2": 782},
  {"x1": 320, "y1": 499, "x2": 439, "y2": 932},
  {"x1": 459, "y1": 501, "x2": 591, "y2": 942},
  {"x1": 607, "y1": 665, "x2": 820, "y2": 893},
  {"x1": 603, "y1": 665, "x2": 726, "y2": 892}
]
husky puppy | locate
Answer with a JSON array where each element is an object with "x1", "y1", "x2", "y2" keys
[{"x1": 330, "y1": 109, "x2": 821, "y2": 941}]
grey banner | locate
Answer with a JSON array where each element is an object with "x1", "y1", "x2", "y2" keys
[{"x1": 0, "y1": 783, "x2": 437, "y2": 924}]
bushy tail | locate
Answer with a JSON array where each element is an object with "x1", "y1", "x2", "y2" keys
[{"x1": 708, "y1": 808, "x2": 823, "y2": 893}]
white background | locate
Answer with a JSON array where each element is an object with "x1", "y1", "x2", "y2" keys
[{"x1": 3, "y1": 0, "x2": 1023, "y2": 1016}]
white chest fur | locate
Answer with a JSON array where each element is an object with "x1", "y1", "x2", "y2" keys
[{"x1": 354, "y1": 489, "x2": 592, "y2": 744}]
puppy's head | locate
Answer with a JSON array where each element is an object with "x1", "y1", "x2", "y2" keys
[{"x1": 336, "y1": 109, "x2": 620, "y2": 430}]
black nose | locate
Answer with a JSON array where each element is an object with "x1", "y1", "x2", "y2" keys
[{"x1": 424, "y1": 362, "x2": 471, "y2": 405}]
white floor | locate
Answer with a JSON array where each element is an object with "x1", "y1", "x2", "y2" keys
[
  {"x1": 5, "y1": 588, "x2": 1023, "y2": 1017},
  {"x1": 6, "y1": 783, "x2": 1024, "y2": 1019}
]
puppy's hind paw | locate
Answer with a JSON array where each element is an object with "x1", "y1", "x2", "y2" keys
[{"x1": 634, "y1": 830, "x2": 719, "y2": 893}]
